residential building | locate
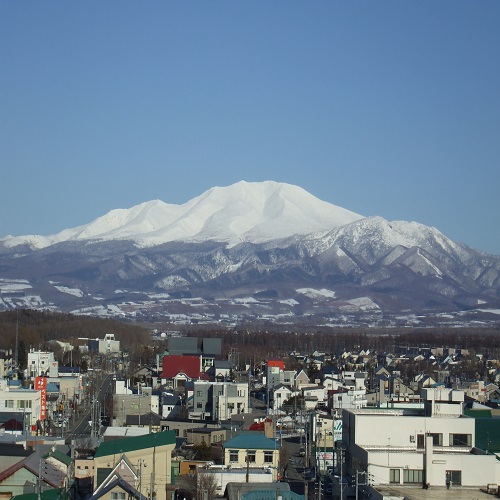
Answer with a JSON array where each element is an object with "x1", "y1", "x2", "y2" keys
[
  {"x1": 342, "y1": 388, "x2": 500, "y2": 487},
  {"x1": 223, "y1": 433, "x2": 280, "y2": 480},
  {"x1": 191, "y1": 381, "x2": 248, "y2": 421},
  {"x1": 93, "y1": 431, "x2": 176, "y2": 500},
  {"x1": 88, "y1": 334, "x2": 121, "y2": 355},
  {"x1": 160, "y1": 355, "x2": 206, "y2": 389},
  {"x1": 27, "y1": 350, "x2": 58, "y2": 379}
]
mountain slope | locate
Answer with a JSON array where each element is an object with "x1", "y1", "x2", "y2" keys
[
  {"x1": 1, "y1": 181, "x2": 363, "y2": 250},
  {"x1": 0, "y1": 180, "x2": 499, "y2": 323}
]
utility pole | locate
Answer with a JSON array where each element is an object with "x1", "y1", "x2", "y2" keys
[{"x1": 339, "y1": 446, "x2": 344, "y2": 500}]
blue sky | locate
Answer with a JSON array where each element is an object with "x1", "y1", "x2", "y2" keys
[{"x1": 1, "y1": 1, "x2": 499, "y2": 254}]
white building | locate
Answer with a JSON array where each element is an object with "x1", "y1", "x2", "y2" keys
[
  {"x1": 0, "y1": 380, "x2": 42, "y2": 429},
  {"x1": 27, "y1": 350, "x2": 58, "y2": 379},
  {"x1": 88, "y1": 333, "x2": 121, "y2": 354},
  {"x1": 191, "y1": 381, "x2": 248, "y2": 421},
  {"x1": 342, "y1": 388, "x2": 500, "y2": 488}
]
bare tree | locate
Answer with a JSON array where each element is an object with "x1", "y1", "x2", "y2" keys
[{"x1": 196, "y1": 472, "x2": 218, "y2": 500}]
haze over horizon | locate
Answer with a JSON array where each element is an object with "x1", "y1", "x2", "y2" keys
[{"x1": 1, "y1": 2, "x2": 499, "y2": 255}]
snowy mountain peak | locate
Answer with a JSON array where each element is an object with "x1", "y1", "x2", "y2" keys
[{"x1": 3, "y1": 181, "x2": 364, "y2": 249}]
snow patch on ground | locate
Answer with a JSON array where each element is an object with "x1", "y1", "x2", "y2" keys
[
  {"x1": 0, "y1": 279, "x2": 32, "y2": 292},
  {"x1": 476, "y1": 309, "x2": 500, "y2": 315},
  {"x1": 234, "y1": 297, "x2": 259, "y2": 304},
  {"x1": 54, "y1": 285, "x2": 84, "y2": 297},
  {"x1": 279, "y1": 299, "x2": 299, "y2": 306},
  {"x1": 296, "y1": 288, "x2": 336, "y2": 299},
  {"x1": 346, "y1": 297, "x2": 380, "y2": 310}
]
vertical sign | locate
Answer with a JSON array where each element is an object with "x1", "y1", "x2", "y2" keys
[{"x1": 35, "y1": 377, "x2": 47, "y2": 420}]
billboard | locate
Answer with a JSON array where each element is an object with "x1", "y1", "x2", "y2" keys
[{"x1": 35, "y1": 377, "x2": 47, "y2": 420}]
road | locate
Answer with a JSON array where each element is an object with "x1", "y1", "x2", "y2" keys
[{"x1": 66, "y1": 372, "x2": 114, "y2": 443}]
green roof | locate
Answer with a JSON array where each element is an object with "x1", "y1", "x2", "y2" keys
[
  {"x1": 465, "y1": 409, "x2": 492, "y2": 418},
  {"x1": 43, "y1": 450, "x2": 72, "y2": 466},
  {"x1": 94, "y1": 431, "x2": 176, "y2": 458},
  {"x1": 224, "y1": 432, "x2": 278, "y2": 451},
  {"x1": 243, "y1": 491, "x2": 304, "y2": 500},
  {"x1": 475, "y1": 418, "x2": 500, "y2": 453},
  {"x1": 12, "y1": 489, "x2": 64, "y2": 500}
]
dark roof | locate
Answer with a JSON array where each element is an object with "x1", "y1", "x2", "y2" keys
[
  {"x1": 0, "y1": 419, "x2": 24, "y2": 431},
  {"x1": 0, "y1": 412, "x2": 25, "y2": 425},
  {"x1": 94, "y1": 430, "x2": 176, "y2": 458},
  {"x1": 167, "y1": 337, "x2": 222, "y2": 356},
  {"x1": 0, "y1": 453, "x2": 65, "y2": 488},
  {"x1": 0, "y1": 443, "x2": 32, "y2": 458},
  {"x1": 89, "y1": 476, "x2": 147, "y2": 500},
  {"x1": 125, "y1": 412, "x2": 161, "y2": 426},
  {"x1": 58, "y1": 366, "x2": 80, "y2": 374}
]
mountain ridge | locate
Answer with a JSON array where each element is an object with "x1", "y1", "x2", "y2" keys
[
  {"x1": 0, "y1": 180, "x2": 499, "y2": 325},
  {"x1": 1, "y1": 180, "x2": 363, "y2": 250}
]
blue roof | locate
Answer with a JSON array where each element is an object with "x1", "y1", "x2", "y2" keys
[{"x1": 224, "y1": 432, "x2": 278, "y2": 450}]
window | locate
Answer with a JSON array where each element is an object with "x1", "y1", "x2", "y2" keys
[
  {"x1": 246, "y1": 450, "x2": 256, "y2": 463},
  {"x1": 449, "y1": 434, "x2": 471, "y2": 447},
  {"x1": 111, "y1": 493, "x2": 125, "y2": 500},
  {"x1": 390, "y1": 469, "x2": 400, "y2": 484},
  {"x1": 403, "y1": 469, "x2": 423, "y2": 484},
  {"x1": 429, "y1": 433, "x2": 443, "y2": 446},
  {"x1": 196, "y1": 391, "x2": 202, "y2": 397},
  {"x1": 229, "y1": 450, "x2": 238, "y2": 462},
  {"x1": 5, "y1": 400, "x2": 14, "y2": 408},
  {"x1": 417, "y1": 434, "x2": 424, "y2": 449},
  {"x1": 446, "y1": 470, "x2": 462, "y2": 486},
  {"x1": 264, "y1": 451, "x2": 274, "y2": 463},
  {"x1": 197, "y1": 402, "x2": 202, "y2": 409}
]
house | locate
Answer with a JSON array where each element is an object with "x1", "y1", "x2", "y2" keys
[
  {"x1": 224, "y1": 482, "x2": 303, "y2": 500},
  {"x1": 167, "y1": 337, "x2": 222, "y2": 371},
  {"x1": 187, "y1": 426, "x2": 226, "y2": 446},
  {"x1": 125, "y1": 412, "x2": 161, "y2": 432},
  {"x1": 206, "y1": 360, "x2": 232, "y2": 382},
  {"x1": 272, "y1": 384, "x2": 294, "y2": 411},
  {"x1": 342, "y1": 388, "x2": 500, "y2": 487},
  {"x1": 191, "y1": 381, "x2": 248, "y2": 421},
  {"x1": 0, "y1": 381, "x2": 42, "y2": 429},
  {"x1": 93, "y1": 431, "x2": 176, "y2": 500},
  {"x1": 0, "y1": 443, "x2": 32, "y2": 474},
  {"x1": 0, "y1": 453, "x2": 66, "y2": 498},
  {"x1": 160, "y1": 355, "x2": 206, "y2": 389},
  {"x1": 223, "y1": 433, "x2": 280, "y2": 479},
  {"x1": 161, "y1": 394, "x2": 183, "y2": 419},
  {"x1": 294, "y1": 369, "x2": 311, "y2": 390}
]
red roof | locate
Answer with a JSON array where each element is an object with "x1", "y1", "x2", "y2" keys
[
  {"x1": 161, "y1": 355, "x2": 203, "y2": 379},
  {"x1": 267, "y1": 359, "x2": 285, "y2": 370}
]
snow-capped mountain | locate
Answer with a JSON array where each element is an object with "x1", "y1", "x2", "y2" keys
[
  {"x1": 1, "y1": 181, "x2": 499, "y2": 325},
  {"x1": 1, "y1": 181, "x2": 362, "y2": 249}
]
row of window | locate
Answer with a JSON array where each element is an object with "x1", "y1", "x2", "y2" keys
[
  {"x1": 4, "y1": 400, "x2": 33, "y2": 409},
  {"x1": 390, "y1": 469, "x2": 462, "y2": 485},
  {"x1": 414, "y1": 433, "x2": 472, "y2": 448},
  {"x1": 228, "y1": 450, "x2": 274, "y2": 463}
]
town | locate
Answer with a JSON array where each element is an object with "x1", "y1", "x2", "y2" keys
[{"x1": 0, "y1": 319, "x2": 499, "y2": 500}]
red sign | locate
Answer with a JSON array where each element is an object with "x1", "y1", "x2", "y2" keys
[{"x1": 35, "y1": 377, "x2": 47, "y2": 420}]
